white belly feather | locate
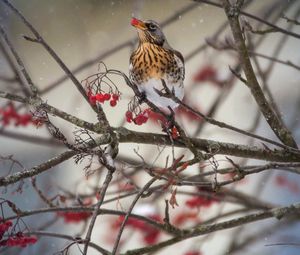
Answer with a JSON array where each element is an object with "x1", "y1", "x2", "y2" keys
[{"x1": 138, "y1": 78, "x2": 184, "y2": 111}]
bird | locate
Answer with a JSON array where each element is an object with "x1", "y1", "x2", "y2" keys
[{"x1": 129, "y1": 17, "x2": 185, "y2": 112}]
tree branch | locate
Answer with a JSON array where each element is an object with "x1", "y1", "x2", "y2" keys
[
  {"x1": 0, "y1": 150, "x2": 76, "y2": 187},
  {"x1": 112, "y1": 177, "x2": 158, "y2": 255},
  {"x1": 122, "y1": 202, "x2": 300, "y2": 255},
  {"x1": 82, "y1": 158, "x2": 116, "y2": 255},
  {"x1": 221, "y1": 0, "x2": 298, "y2": 148}
]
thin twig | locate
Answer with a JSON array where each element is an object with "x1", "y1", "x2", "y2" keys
[
  {"x1": 26, "y1": 231, "x2": 110, "y2": 255},
  {"x1": 111, "y1": 177, "x2": 158, "y2": 255},
  {"x1": 0, "y1": 130, "x2": 63, "y2": 147},
  {"x1": 82, "y1": 166, "x2": 115, "y2": 255},
  {"x1": 0, "y1": 36, "x2": 30, "y2": 96},
  {"x1": 0, "y1": 25, "x2": 38, "y2": 96},
  {"x1": 193, "y1": 0, "x2": 300, "y2": 40},
  {"x1": 282, "y1": 13, "x2": 300, "y2": 25},
  {"x1": 0, "y1": 150, "x2": 77, "y2": 187}
]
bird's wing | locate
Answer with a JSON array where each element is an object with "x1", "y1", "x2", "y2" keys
[{"x1": 173, "y1": 50, "x2": 184, "y2": 64}]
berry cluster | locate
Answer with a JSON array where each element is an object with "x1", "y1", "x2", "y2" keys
[
  {"x1": 0, "y1": 232, "x2": 37, "y2": 248},
  {"x1": 113, "y1": 214, "x2": 162, "y2": 244},
  {"x1": 0, "y1": 219, "x2": 37, "y2": 248},
  {"x1": 57, "y1": 211, "x2": 92, "y2": 223},
  {"x1": 0, "y1": 103, "x2": 41, "y2": 127},
  {"x1": 88, "y1": 91, "x2": 120, "y2": 107},
  {"x1": 0, "y1": 220, "x2": 12, "y2": 239},
  {"x1": 125, "y1": 109, "x2": 150, "y2": 125}
]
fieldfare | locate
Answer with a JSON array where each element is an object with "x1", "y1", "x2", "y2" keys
[{"x1": 129, "y1": 18, "x2": 185, "y2": 112}]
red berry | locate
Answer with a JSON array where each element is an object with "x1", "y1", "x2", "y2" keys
[
  {"x1": 103, "y1": 93, "x2": 111, "y2": 101},
  {"x1": 140, "y1": 115, "x2": 148, "y2": 124},
  {"x1": 0, "y1": 220, "x2": 12, "y2": 233},
  {"x1": 133, "y1": 118, "x2": 140, "y2": 125},
  {"x1": 6, "y1": 237, "x2": 15, "y2": 246},
  {"x1": 26, "y1": 236, "x2": 37, "y2": 244},
  {"x1": 95, "y1": 93, "x2": 105, "y2": 103},
  {"x1": 89, "y1": 95, "x2": 97, "y2": 105},
  {"x1": 125, "y1": 111, "x2": 133, "y2": 123},
  {"x1": 131, "y1": 18, "x2": 140, "y2": 27},
  {"x1": 110, "y1": 99, "x2": 117, "y2": 107},
  {"x1": 5, "y1": 220, "x2": 12, "y2": 228},
  {"x1": 134, "y1": 115, "x2": 144, "y2": 125},
  {"x1": 112, "y1": 94, "x2": 119, "y2": 101}
]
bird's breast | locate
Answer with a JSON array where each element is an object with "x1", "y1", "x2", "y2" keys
[{"x1": 129, "y1": 43, "x2": 184, "y2": 85}]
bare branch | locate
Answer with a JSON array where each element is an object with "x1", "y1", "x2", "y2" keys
[
  {"x1": 26, "y1": 231, "x2": 110, "y2": 255},
  {"x1": 122, "y1": 202, "x2": 300, "y2": 255},
  {"x1": 0, "y1": 25, "x2": 38, "y2": 96},
  {"x1": 111, "y1": 177, "x2": 158, "y2": 254},
  {"x1": 221, "y1": 0, "x2": 298, "y2": 148},
  {"x1": 82, "y1": 153, "x2": 117, "y2": 255},
  {"x1": 0, "y1": 150, "x2": 76, "y2": 187}
]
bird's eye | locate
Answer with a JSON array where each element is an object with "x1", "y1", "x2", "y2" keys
[{"x1": 148, "y1": 23, "x2": 157, "y2": 31}]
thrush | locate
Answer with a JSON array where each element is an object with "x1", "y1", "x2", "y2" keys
[{"x1": 129, "y1": 18, "x2": 185, "y2": 112}]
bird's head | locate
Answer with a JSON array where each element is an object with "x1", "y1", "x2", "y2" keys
[{"x1": 131, "y1": 18, "x2": 166, "y2": 46}]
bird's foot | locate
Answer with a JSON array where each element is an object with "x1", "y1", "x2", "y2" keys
[{"x1": 154, "y1": 88, "x2": 172, "y2": 98}]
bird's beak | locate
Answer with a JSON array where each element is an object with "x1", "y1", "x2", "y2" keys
[{"x1": 131, "y1": 17, "x2": 146, "y2": 30}]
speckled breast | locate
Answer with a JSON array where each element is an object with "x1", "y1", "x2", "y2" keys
[{"x1": 129, "y1": 43, "x2": 184, "y2": 86}]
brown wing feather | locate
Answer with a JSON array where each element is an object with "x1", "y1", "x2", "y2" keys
[{"x1": 172, "y1": 50, "x2": 184, "y2": 64}]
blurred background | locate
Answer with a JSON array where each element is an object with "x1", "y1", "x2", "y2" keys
[{"x1": 1, "y1": 0, "x2": 300, "y2": 254}]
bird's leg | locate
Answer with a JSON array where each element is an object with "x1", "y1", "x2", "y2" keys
[
  {"x1": 160, "y1": 79, "x2": 176, "y2": 98},
  {"x1": 161, "y1": 106, "x2": 175, "y2": 132},
  {"x1": 162, "y1": 106, "x2": 180, "y2": 145},
  {"x1": 138, "y1": 91, "x2": 146, "y2": 104},
  {"x1": 167, "y1": 106, "x2": 175, "y2": 126}
]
